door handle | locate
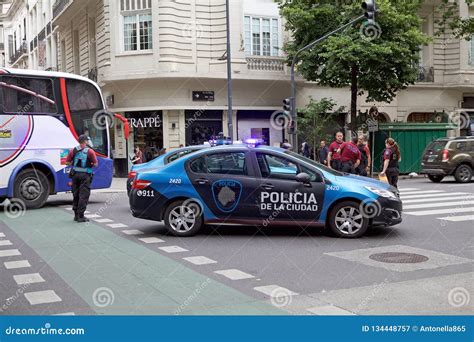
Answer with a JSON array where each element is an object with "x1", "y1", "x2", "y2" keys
[
  {"x1": 260, "y1": 183, "x2": 274, "y2": 190},
  {"x1": 195, "y1": 178, "x2": 209, "y2": 185}
]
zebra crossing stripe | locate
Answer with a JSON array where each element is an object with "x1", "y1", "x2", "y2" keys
[
  {"x1": 400, "y1": 192, "x2": 468, "y2": 200},
  {"x1": 403, "y1": 195, "x2": 473, "y2": 204},
  {"x1": 438, "y1": 215, "x2": 474, "y2": 222},
  {"x1": 398, "y1": 188, "x2": 420, "y2": 192},
  {"x1": 404, "y1": 200, "x2": 474, "y2": 210},
  {"x1": 405, "y1": 207, "x2": 474, "y2": 216},
  {"x1": 399, "y1": 190, "x2": 445, "y2": 196}
]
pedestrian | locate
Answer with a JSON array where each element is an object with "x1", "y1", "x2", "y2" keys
[
  {"x1": 338, "y1": 136, "x2": 361, "y2": 174},
  {"x1": 327, "y1": 132, "x2": 344, "y2": 171},
  {"x1": 66, "y1": 134, "x2": 98, "y2": 223},
  {"x1": 317, "y1": 140, "x2": 329, "y2": 165},
  {"x1": 380, "y1": 138, "x2": 401, "y2": 188},
  {"x1": 281, "y1": 139, "x2": 292, "y2": 150},
  {"x1": 131, "y1": 146, "x2": 144, "y2": 165},
  {"x1": 356, "y1": 135, "x2": 371, "y2": 177},
  {"x1": 300, "y1": 141, "x2": 312, "y2": 158}
]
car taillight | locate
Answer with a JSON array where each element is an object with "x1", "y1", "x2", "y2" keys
[
  {"x1": 132, "y1": 179, "x2": 151, "y2": 190},
  {"x1": 128, "y1": 171, "x2": 137, "y2": 179},
  {"x1": 442, "y1": 149, "x2": 449, "y2": 162}
]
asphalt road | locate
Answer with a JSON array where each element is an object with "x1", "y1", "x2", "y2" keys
[{"x1": 1, "y1": 177, "x2": 473, "y2": 316}]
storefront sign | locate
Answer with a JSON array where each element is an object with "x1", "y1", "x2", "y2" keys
[
  {"x1": 129, "y1": 117, "x2": 162, "y2": 128},
  {"x1": 192, "y1": 91, "x2": 215, "y2": 102}
]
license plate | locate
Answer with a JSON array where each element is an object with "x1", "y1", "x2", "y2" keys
[{"x1": 427, "y1": 156, "x2": 437, "y2": 162}]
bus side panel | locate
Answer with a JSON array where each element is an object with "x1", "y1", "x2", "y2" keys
[{"x1": 93, "y1": 157, "x2": 114, "y2": 189}]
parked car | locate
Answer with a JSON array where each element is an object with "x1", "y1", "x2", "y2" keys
[{"x1": 421, "y1": 136, "x2": 474, "y2": 183}]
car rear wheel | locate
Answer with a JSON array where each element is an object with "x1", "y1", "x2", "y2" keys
[
  {"x1": 13, "y1": 169, "x2": 50, "y2": 209},
  {"x1": 164, "y1": 200, "x2": 203, "y2": 237},
  {"x1": 328, "y1": 201, "x2": 369, "y2": 238},
  {"x1": 454, "y1": 165, "x2": 472, "y2": 183},
  {"x1": 428, "y1": 174, "x2": 444, "y2": 183}
]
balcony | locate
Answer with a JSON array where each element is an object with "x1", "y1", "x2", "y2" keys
[
  {"x1": 246, "y1": 56, "x2": 286, "y2": 72},
  {"x1": 53, "y1": 0, "x2": 72, "y2": 19},
  {"x1": 417, "y1": 66, "x2": 434, "y2": 82},
  {"x1": 9, "y1": 43, "x2": 27, "y2": 66}
]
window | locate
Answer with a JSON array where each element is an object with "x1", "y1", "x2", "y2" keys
[
  {"x1": 257, "y1": 153, "x2": 298, "y2": 180},
  {"x1": 121, "y1": 0, "x2": 152, "y2": 52},
  {"x1": 190, "y1": 152, "x2": 247, "y2": 175},
  {"x1": 0, "y1": 76, "x2": 57, "y2": 114},
  {"x1": 244, "y1": 16, "x2": 280, "y2": 56}
]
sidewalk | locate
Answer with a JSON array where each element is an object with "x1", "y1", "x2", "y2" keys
[{"x1": 93, "y1": 177, "x2": 128, "y2": 193}]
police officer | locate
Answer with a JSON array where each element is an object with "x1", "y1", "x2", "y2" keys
[
  {"x1": 327, "y1": 132, "x2": 344, "y2": 171},
  {"x1": 338, "y1": 136, "x2": 361, "y2": 174},
  {"x1": 66, "y1": 134, "x2": 98, "y2": 223},
  {"x1": 380, "y1": 138, "x2": 401, "y2": 188},
  {"x1": 356, "y1": 135, "x2": 371, "y2": 177}
]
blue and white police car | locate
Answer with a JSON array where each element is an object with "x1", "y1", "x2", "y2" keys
[{"x1": 129, "y1": 142, "x2": 402, "y2": 238}]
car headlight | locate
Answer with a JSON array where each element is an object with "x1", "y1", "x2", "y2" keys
[{"x1": 365, "y1": 186, "x2": 398, "y2": 199}]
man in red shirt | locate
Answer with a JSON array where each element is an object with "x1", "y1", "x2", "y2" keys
[
  {"x1": 327, "y1": 132, "x2": 344, "y2": 171},
  {"x1": 338, "y1": 136, "x2": 361, "y2": 174},
  {"x1": 66, "y1": 134, "x2": 98, "y2": 222}
]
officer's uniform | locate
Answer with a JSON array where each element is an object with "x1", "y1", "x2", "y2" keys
[
  {"x1": 328, "y1": 140, "x2": 343, "y2": 171},
  {"x1": 67, "y1": 144, "x2": 97, "y2": 221},
  {"x1": 383, "y1": 147, "x2": 399, "y2": 188},
  {"x1": 339, "y1": 141, "x2": 361, "y2": 174},
  {"x1": 356, "y1": 144, "x2": 370, "y2": 176}
]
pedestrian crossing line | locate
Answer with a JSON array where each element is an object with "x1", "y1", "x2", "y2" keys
[
  {"x1": 122, "y1": 229, "x2": 144, "y2": 235},
  {"x1": 398, "y1": 188, "x2": 420, "y2": 192},
  {"x1": 13, "y1": 273, "x2": 45, "y2": 285},
  {"x1": 399, "y1": 190, "x2": 445, "y2": 196},
  {"x1": 138, "y1": 237, "x2": 165, "y2": 244},
  {"x1": 4, "y1": 260, "x2": 31, "y2": 269},
  {"x1": 214, "y1": 269, "x2": 255, "y2": 280},
  {"x1": 0, "y1": 240, "x2": 13, "y2": 246},
  {"x1": 85, "y1": 214, "x2": 101, "y2": 219},
  {"x1": 93, "y1": 218, "x2": 114, "y2": 224},
  {"x1": 307, "y1": 305, "x2": 356, "y2": 316},
  {"x1": 24, "y1": 290, "x2": 62, "y2": 305},
  {"x1": 0, "y1": 249, "x2": 21, "y2": 257},
  {"x1": 400, "y1": 192, "x2": 468, "y2": 200},
  {"x1": 404, "y1": 200, "x2": 474, "y2": 210},
  {"x1": 254, "y1": 285, "x2": 299, "y2": 298},
  {"x1": 158, "y1": 246, "x2": 189, "y2": 253},
  {"x1": 405, "y1": 207, "x2": 474, "y2": 216},
  {"x1": 0, "y1": 233, "x2": 5, "y2": 238},
  {"x1": 437, "y1": 215, "x2": 474, "y2": 222},
  {"x1": 403, "y1": 195, "x2": 474, "y2": 204},
  {"x1": 107, "y1": 223, "x2": 128, "y2": 229},
  {"x1": 183, "y1": 256, "x2": 217, "y2": 266}
]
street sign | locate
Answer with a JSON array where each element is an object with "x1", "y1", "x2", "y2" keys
[
  {"x1": 192, "y1": 91, "x2": 215, "y2": 102},
  {"x1": 368, "y1": 119, "x2": 379, "y2": 132}
]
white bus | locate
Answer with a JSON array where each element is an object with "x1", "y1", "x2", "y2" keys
[{"x1": 0, "y1": 68, "x2": 124, "y2": 209}]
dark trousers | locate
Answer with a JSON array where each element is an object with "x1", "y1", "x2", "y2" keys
[
  {"x1": 72, "y1": 172, "x2": 92, "y2": 217},
  {"x1": 331, "y1": 159, "x2": 342, "y2": 171},
  {"x1": 341, "y1": 161, "x2": 356, "y2": 174},
  {"x1": 386, "y1": 167, "x2": 399, "y2": 188},
  {"x1": 356, "y1": 164, "x2": 368, "y2": 177}
]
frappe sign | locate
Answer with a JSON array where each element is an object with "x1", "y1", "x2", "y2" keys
[{"x1": 129, "y1": 116, "x2": 162, "y2": 128}]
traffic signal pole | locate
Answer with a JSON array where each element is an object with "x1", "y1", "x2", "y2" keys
[{"x1": 288, "y1": 1, "x2": 376, "y2": 149}]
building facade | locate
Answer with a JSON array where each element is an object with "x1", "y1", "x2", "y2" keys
[{"x1": 1, "y1": 0, "x2": 473, "y2": 174}]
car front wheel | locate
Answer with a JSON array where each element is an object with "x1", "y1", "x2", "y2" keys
[
  {"x1": 428, "y1": 174, "x2": 444, "y2": 183},
  {"x1": 164, "y1": 200, "x2": 203, "y2": 237},
  {"x1": 328, "y1": 201, "x2": 369, "y2": 238},
  {"x1": 454, "y1": 164, "x2": 472, "y2": 183}
]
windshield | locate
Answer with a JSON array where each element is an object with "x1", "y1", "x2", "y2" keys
[
  {"x1": 425, "y1": 141, "x2": 446, "y2": 153},
  {"x1": 66, "y1": 79, "x2": 108, "y2": 156},
  {"x1": 285, "y1": 150, "x2": 344, "y2": 176}
]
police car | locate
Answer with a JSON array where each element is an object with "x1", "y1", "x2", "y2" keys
[{"x1": 129, "y1": 142, "x2": 402, "y2": 238}]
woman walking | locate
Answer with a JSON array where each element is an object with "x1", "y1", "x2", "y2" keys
[{"x1": 380, "y1": 138, "x2": 401, "y2": 188}]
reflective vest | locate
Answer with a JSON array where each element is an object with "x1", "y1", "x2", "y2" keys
[{"x1": 73, "y1": 146, "x2": 93, "y2": 174}]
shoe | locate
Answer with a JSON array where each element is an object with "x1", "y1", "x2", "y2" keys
[
  {"x1": 74, "y1": 215, "x2": 78, "y2": 222},
  {"x1": 76, "y1": 217, "x2": 90, "y2": 223}
]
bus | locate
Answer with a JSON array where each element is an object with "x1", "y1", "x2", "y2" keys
[{"x1": 0, "y1": 68, "x2": 122, "y2": 209}]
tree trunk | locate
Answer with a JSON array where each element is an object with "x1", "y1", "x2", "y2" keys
[{"x1": 350, "y1": 63, "x2": 358, "y2": 136}]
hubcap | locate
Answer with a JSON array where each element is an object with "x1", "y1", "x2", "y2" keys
[
  {"x1": 459, "y1": 167, "x2": 471, "y2": 181},
  {"x1": 19, "y1": 178, "x2": 42, "y2": 201},
  {"x1": 335, "y1": 206, "x2": 363, "y2": 235},
  {"x1": 169, "y1": 203, "x2": 197, "y2": 232}
]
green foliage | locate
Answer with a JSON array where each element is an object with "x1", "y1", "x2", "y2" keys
[
  {"x1": 277, "y1": 0, "x2": 431, "y2": 104},
  {"x1": 298, "y1": 97, "x2": 345, "y2": 157},
  {"x1": 435, "y1": 0, "x2": 474, "y2": 39}
]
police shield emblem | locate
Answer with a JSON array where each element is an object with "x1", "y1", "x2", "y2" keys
[{"x1": 211, "y1": 180, "x2": 242, "y2": 213}]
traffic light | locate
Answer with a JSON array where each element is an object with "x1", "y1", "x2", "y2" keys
[
  {"x1": 283, "y1": 98, "x2": 293, "y2": 114},
  {"x1": 362, "y1": 0, "x2": 376, "y2": 24}
]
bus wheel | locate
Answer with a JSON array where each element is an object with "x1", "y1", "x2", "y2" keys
[{"x1": 13, "y1": 169, "x2": 50, "y2": 209}]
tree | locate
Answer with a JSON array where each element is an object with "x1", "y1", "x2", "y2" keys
[
  {"x1": 277, "y1": 0, "x2": 430, "y2": 131},
  {"x1": 298, "y1": 97, "x2": 345, "y2": 160},
  {"x1": 435, "y1": 0, "x2": 474, "y2": 39}
]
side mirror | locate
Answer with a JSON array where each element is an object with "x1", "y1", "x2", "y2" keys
[{"x1": 295, "y1": 172, "x2": 311, "y2": 184}]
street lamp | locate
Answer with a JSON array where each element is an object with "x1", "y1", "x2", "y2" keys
[
  {"x1": 225, "y1": 0, "x2": 233, "y2": 140},
  {"x1": 288, "y1": 1, "x2": 377, "y2": 148}
]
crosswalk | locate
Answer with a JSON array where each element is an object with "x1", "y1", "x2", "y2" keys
[{"x1": 399, "y1": 187, "x2": 474, "y2": 223}]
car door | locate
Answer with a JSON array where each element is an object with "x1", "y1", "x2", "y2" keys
[
  {"x1": 255, "y1": 152, "x2": 326, "y2": 224},
  {"x1": 185, "y1": 150, "x2": 261, "y2": 221}
]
